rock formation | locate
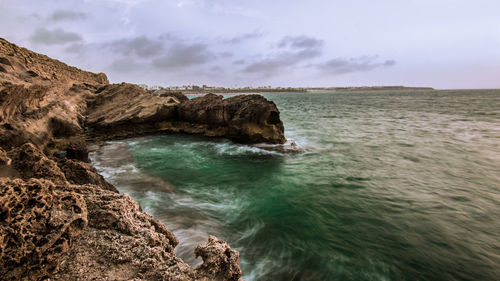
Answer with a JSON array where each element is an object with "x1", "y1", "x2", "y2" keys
[
  {"x1": 1, "y1": 143, "x2": 242, "y2": 281},
  {"x1": 0, "y1": 37, "x2": 289, "y2": 280},
  {"x1": 0, "y1": 178, "x2": 88, "y2": 281},
  {"x1": 87, "y1": 84, "x2": 286, "y2": 144}
]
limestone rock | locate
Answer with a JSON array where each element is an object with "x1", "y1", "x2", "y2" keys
[
  {"x1": 0, "y1": 38, "x2": 107, "y2": 85},
  {"x1": 86, "y1": 83, "x2": 180, "y2": 134},
  {"x1": 0, "y1": 178, "x2": 88, "y2": 281},
  {"x1": 0, "y1": 147, "x2": 10, "y2": 165},
  {"x1": 195, "y1": 236, "x2": 243, "y2": 281},
  {"x1": 0, "y1": 38, "x2": 108, "y2": 150},
  {"x1": 10, "y1": 143, "x2": 67, "y2": 185},
  {"x1": 179, "y1": 94, "x2": 286, "y2": 144},
  {"x1": 66, "y1": 142, "x2": 90, "y2": 163},
  {"x1": 57, "y1": 158, "x2": 118, "y2": 192},
  {"x1": 87, "y1": 84, "x2": 286, "y2": 144},
  {"x1": 154, "y1": 88, "x2": 190, "y2": 102}
]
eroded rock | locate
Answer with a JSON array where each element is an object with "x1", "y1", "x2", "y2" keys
[
  {"x1": 0, "y1": 178, "x2": 88, "y2": 281},
  {"x1": 87, "y1": 84, "x2": 286, "y2": 144},
  {"x1": 195, "y1": 235, "x2": 243, "y2": 281},
  {"x1": 57, "y1": 158, "x2": 118, "y2": 192},
  {"x1": 66, "y1": 142, "x2": 90, "y2": 163},
  {"x1": 9, "y1": 143, "x2": 67, "y2": 185}
]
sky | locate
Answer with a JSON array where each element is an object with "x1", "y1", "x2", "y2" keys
[{"x1": 0, "y1": 0, "x2": 499, "y2": 89}]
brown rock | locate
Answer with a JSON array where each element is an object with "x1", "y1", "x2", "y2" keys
[
  {"x1": 0, "y1": 38, "x2": 108, "y2": 85},
  {"x1": 57, "y1": 158, "x2": 118, "y2": 192},
  {"x1": 0, "y1": 38, "x2": 246, "y2": 281},
  {"x1": 0, "y1": 38, "x2": 108, "y2": 150},
  {"x1": 86, "y1": 83, "x2": 179, "y2": 133},
  {"x1": 0, "y1": 178, "x2": 88, "y2": 281},
  {"x1": 195, "y1": 235, "x2": 243, "y2": 281},
  {"x1": 9, "y1": 143, "x2": 67, "y2": 185},
  {"x1": 66, "y1": 142, "x2": 90, "y2": 162},
  {"x1": 87, "y1": 84, "x2": 286, "y2": 144},
  {"x1": 53, "y1": 184, "x2": 193, "y2": 280},
  {"x1": 154, "y1": 88, "x2": 190, "y2": 102},
  {"x1": 0, "y1": 147, "x2": 10, "y2": 165},
  {"x1": 179, "y1": 94, "x2": 286, "y2": 144}
]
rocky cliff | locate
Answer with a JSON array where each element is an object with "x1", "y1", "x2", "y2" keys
[
  {"x1": 0, "y1": 38, "x2": 289, "y2": 280},
  {"x1": 86, "y1": 84, "x2": 286, "y2": 144}
]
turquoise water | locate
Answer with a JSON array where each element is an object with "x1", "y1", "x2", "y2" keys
[{"x1": 90, "y1": 90, "x2": 500, "y2": 281}]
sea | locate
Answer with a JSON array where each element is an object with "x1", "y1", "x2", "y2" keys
[{"x1": 89, "y1": 90, "x2": 500, "y2": 281}]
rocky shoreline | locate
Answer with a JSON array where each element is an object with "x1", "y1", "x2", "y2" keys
[{"x1": 0, "y1": 38, "x2": 286, "y2": 280}]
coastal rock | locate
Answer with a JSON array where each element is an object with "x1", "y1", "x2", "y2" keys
[
  {"x1": 195, "y1": 236, "x2": 243, "y2": 281},
  {"x1": 0, "y1": 38, "x2": 107, "y2": 150},
  {"x1": 0, "y1": 38, "x2": 107, "y2": 85},
  {"x1": 179, "y1": 94, "x2": 286, "y2": 144},
  {"x1": 0, "y1": 147, "x2": 10, "y2": 165},
  {"x1": 0, "y1": 178, "x2": 88, "y2": 281},
  {"x1": 0, "y1": 38, "x2": 246, "y2": 281},
  {"x1": 86, "y1": 83, "x2": 180, "y2": 138},
  {"x1": 57, "y1": 158, "x2": 118, "y2": 192},
  {"x1": 53, "y1": 184, "x2": 242, "y2": 281},
  {"x1": 10, "y1": 143, "x2": 67, "y2": 185},
  {"x1": 87, "y1": 84, "x2": 286, "y2": 144},
  {"x1": 66, "y1": 142, "x2": 90, "y2": 163},
  {"x1": 154, "y1": 88, "x2": 190, "y2": 102}
]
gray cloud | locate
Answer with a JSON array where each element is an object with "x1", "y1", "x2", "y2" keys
[
  {"x1": 110, "y1": 36, "x2": 164, "y2": 58},
  {"x1": 109, "y1": 58, "x2": 144, "y2": 73},
  {"x1": 278, "y1": 35, "x2": 324, "y2": 49},
  {"x1": 153, "y1": 43, "x2": 215, "y2": 69},
  {"x1": 317, "y1": 56, "x2": 396, "y2": 74},
  {"x1": 243, "y1": 35, "x2": 324, "y2": 74},
  {"x1": 30, "y1": 28, "x2": 82, "y2": 45},
  {"x1": 224, "y1": 31, "x2": 263, "y2": 44},
  {"x1": 233, "y1": 59, "x2": 245, "y2": 65},
  {"x1": 219, "y1": 51, "x2": 233, "y2": 58},
  {"x1": 48, "y1": 10, "x2": 87, "y2": 22},
  {"x1": 64, "y1": 43, "x2": 86, "y2": 54}
]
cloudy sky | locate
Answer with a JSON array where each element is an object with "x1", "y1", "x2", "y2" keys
[{"x1": 1, "y1": 0, "x2": 499, "y2": 89}]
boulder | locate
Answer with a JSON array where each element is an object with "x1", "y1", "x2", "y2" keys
[{"x1": 195, "y1": 236, "x2": 243, "y2": 281}]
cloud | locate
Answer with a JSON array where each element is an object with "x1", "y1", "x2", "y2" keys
[
  {"x1": 109, "y1": 57, "x2": 144, "y2": 73},
  {"x1": 64, "y1": 43, "x2": 86, "y2": 54},
  {"x1": 48, "y1": 10, "x2": 87, "y2": 22},
  {"x1": 317, "y1": 56, "x2": 396, "y2": 74},
  {"x1": 243, "y1": 35, "x2": 324, "y2": 75},
  {"x1": 278, "y1": 35, "x2": 324, "y2": 49},
  {"x1": 224, "y1": 31, "x2": 263, "y2": 44},
  {"x1": 110, "y1": 36, "x2": 164, "y2": 58},
  {"x1": 30, "y1": 28, "x2": 82, "y2": 45},
  {"x1": 153, "y1": 43, "x2": 215, "y2": 69},
  {"x1": 233, "y1": 59, "x2": 245, "y2": 65}
]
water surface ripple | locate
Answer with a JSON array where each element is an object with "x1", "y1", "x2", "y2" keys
[{"x1": 90, "y1": 90, "x2": 500, "y2": 281}]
